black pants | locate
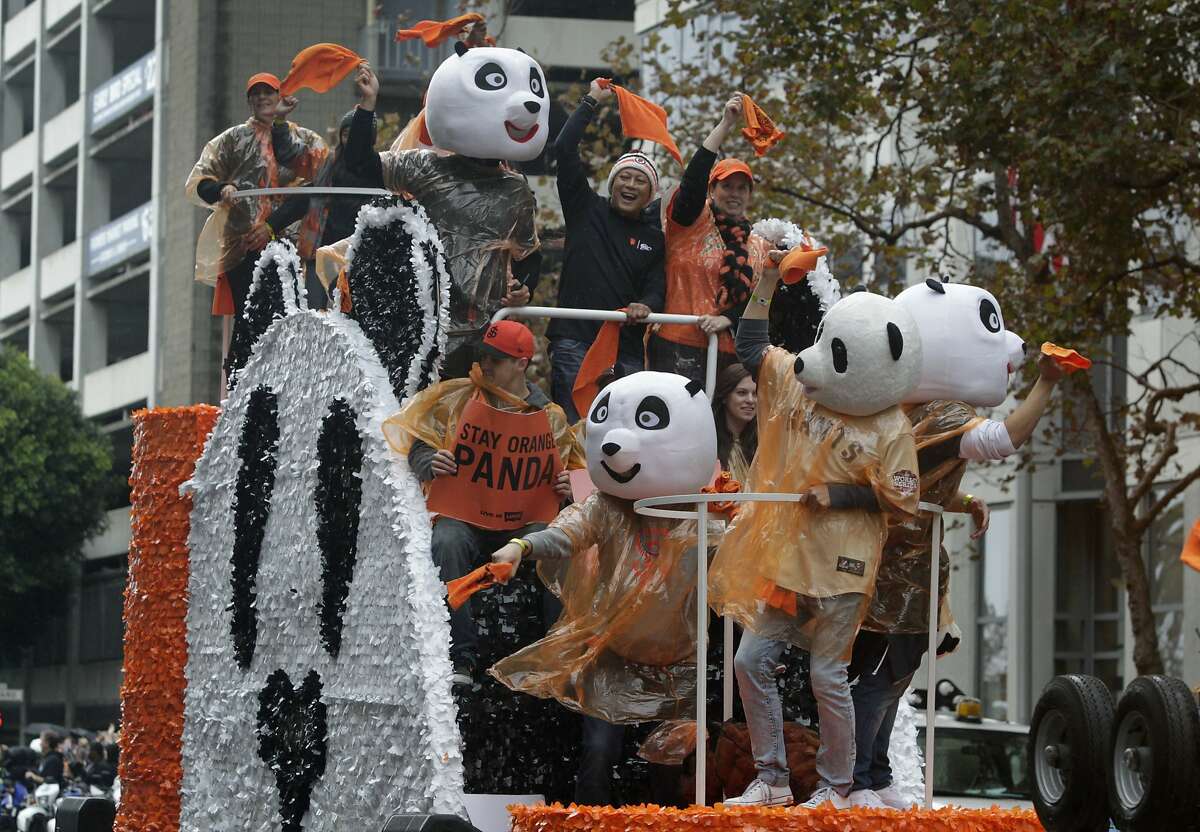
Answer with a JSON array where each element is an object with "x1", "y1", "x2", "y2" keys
[
  {"x1": 430, "y1": 517, "x2": 548, "y2": 666},
  {"x1": 647, "y1": 336, "x2": 736, "y2": 387},
  {"x1": 575, "y1": 716, "x2": 625, "y2": 806}
]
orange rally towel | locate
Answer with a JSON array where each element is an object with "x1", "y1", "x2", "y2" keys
[
  {"x1": 571, "y1": 308, "x2": 628, "y2": 418},
  {"x1": 1041, "y1": 342, "x2": 1092, "y2": 373},
  {"x1": 755, "y1": 577, "x2": 798, "y2": 617},
  {"x1": 395, "y1": 12, "x2": 485, "y2": 47},
  {"x1": 279, "y1": 43, "x2": 365, "y2": 96},
  {"x1": 336, "y1": 270, "x2": 352, "y2": 313},
  {"x1": 701, "y1": 471, "x2": 743, "y2": 519},
  {"x1": 212, "y1": 274, "x2": 235, "y2": 316},
  {"x1": 447, "y1": 561, "x2": 516, "y2": 610},
  {"x1": 741, "y1": 94, "x2": 785, "y2": 157},
  {"x1": 1182, "y1": 519, "x2": 1200, "y2": 572},
  {"x1": 778, "y1": 243, "x2": 830, "y2": 285},
  {"x1": 598, "y1": 79, "x2": 682, "y2": 164}
]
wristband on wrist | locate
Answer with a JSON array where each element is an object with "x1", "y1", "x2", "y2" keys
[
  {"x1": 581, "y1": 94, "x2": 598, "y2": 108},
  {"x1": 751, "y1": 293, "x2": 770, "y2": 308},
  {"x1": 962, "y1": 494, "x2": 975, "y2": 506},
  {"x1": 509, "y1": 538, "x2": 532, "y2": 556}
]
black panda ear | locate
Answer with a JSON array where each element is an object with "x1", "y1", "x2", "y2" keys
[
  {"x1": 925, "y1": 278, "x2": 945, "y2": 294},
  {"x1": 517, "y1": 47, "x2": 528, "y2": 54},
  {"x1": 887, "y1": 322, "x2": 904, "y2": 360},
  {"x1": 685, "y1": 378, "x2": 705, "y2": 397},
  {"x1": 849, "y1": 285, "x2": 867, "y2": 294},
  {"x1": 454, "y1": 41, "x2": 469, "y2": 57}
]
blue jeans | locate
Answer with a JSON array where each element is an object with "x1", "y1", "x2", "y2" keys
[
  {"x1": 549, "y1": 337, "x2": 643, "y2": 423},
  {"x1": 850, "y1": 665, "x2": 913, "y2": 791},
  {"x1": 733, "y1": 595, "x2": 862, "y2": 794}
]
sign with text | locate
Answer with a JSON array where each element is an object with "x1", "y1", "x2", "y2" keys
[
  {"x1": 0, "y1": 684, "x2": 23, "y2": 703},
  {"x1": 87, "y1": 201, "x2": 153, "y2": 276},
  {"x1": 427, "y1": 398, "x2": 563, "y2": 531},
  {"x1": 91, "y1": 51, "x2": 157, "y2": 132}
]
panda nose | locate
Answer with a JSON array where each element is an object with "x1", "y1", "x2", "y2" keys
[
  {"x1": 524, "y1": 100, "x2": 541, "y2": 113},
  {"x1": 793, "y1": 355, "x2": 804, "y2": 375},
  {"x1": 602, "y1": 442, "x2": 620, "y2": 457}
]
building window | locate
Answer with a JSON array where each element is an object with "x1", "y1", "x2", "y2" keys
[
  {"x1": 1146, "y1": 485, "x2": 1184, "y2": 678},
  {"x1": 976, "y1": 504, "x2": 1011, "y2": 720},
  {"x1": 1054, "y1": 500, "x2": 1124, "y2": 691}
]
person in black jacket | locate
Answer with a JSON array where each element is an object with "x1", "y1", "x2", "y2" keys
[{"x1": 548, "y1": 79, "x2": 665, "y2": 421}]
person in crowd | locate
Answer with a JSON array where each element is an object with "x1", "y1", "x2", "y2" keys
[
  {"x1": 382, "y1": 321, "x2": 584, "y2": 686},
  {"x1": 711, "y1": 362, "x2": 758, "y2": 483},
  {"x1": 547, "y1": 78, "x2": 666, "y2": 421},
  {"x1": 32, "y1": 732, "x2": 64, "y2": 786},
  {"x1": 82, "y1": 742, "x2": 115, "y2": 792},
  {"x1": 346, "y1": 64, "x2": 542, "y2": 378},
  {"x1": 186, "y1": 72, "x2": 327, "y2": 381},
  {"x1": 650, "y1": 95, "x2": 771, "y2": 385},
  {"x1": 262, "y1": 108, "x2": 382, "y2": 308}
]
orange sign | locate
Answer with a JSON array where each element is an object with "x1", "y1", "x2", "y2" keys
[{"x1": 427, "y1": 397, "x2": 564, "y2": 530}]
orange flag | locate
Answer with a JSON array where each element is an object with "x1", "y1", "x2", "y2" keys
[
  {"x1": 571, "y1": 309, "x2": 631, "y2": 418},
  {"x1": 279, "y1": 43, "x2": 365, "y2": 96},
  {"x1": 778, "y1": 243, "x2": 829, "y2": 285},
  {"x1": 396, "y1": 12, "x2": 484, "y2": 47},
  {"x1": 1041, "y1": 342, "x2": 1092, "y2": 373},
  {"x1": 741, "y1": 94, "x2": 785, "y2": 156},
  {"x1": 447, "y1": 562, "x2": 515, "y2": 610},
  {"x1": 598, "y1": 79, "x2": 682, "y2": 164},
  {"x1": 1182, "y1": 519, "x2": 1200, "y2": 573}
]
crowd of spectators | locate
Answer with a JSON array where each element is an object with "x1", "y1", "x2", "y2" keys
[{"x1": 1, "y1": 727, "x2": 119, "y2": 816}]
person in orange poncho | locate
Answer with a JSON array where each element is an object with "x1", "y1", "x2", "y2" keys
[
  {"x1": 186, "y1": 72, "x2": 327, "y2": 383},
  {"x1": 383, "y1": 321, "x2": 583, "y2": 688},
  {"x1": 649, "y1": 94, "x2": 772, "y2": 386}
]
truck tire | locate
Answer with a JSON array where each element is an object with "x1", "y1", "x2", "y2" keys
[
  {"x1": 1107, "y1": 675, "x2": 1200, "y2": 831},
  {"x1": 1028, "y1": 674, "x2": 1113, "y2": 831}
]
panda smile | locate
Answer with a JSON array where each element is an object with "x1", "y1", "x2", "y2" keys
[
  {"x1": 505, "y1": 121, "x2": 540, "y2": 143},
  {"x1": 601, "y1": 461, "x2": 641, "y2": 483}
]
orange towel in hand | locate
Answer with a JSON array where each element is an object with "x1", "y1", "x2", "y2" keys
[
  {"x1": 598, "y1": 79, "x2": 682, "y2": 164},
  {"x1": 279, "y1": 43, "x2": 365, "y2": 96},
  {"x1": 1182, "y1": 520, "x2": 1200, "y2": 573},
  {"x1": 396, "y1": 13, "x2": 485, "y2": 47},
  {"x1": 571, "y1": 308, "x2": 630, "y2": 418},
  {"x1": 741, "y1": 94, "x2": 785, "y2": 156},
  {"x1": 1041, "y1": 342, "x2": 1092, "y2": 373},
  {"x1": 701, "y1": 471, "x2": 743, "y2": 519},
  {"x1": 447, "y1": 562, "x2": 516, "y2": 611},
  {"x1": 778, "y1": 243, "x2": 829, "y2": 285}
]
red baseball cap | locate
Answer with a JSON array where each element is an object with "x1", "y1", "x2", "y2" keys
[
  {"x1": 246, "y1": 72, "x2": 281, "y2": 94},
  {"x1": 479, "y1": 320, "x2": 534, "y2": 360},
  {"x1": 709, "y1": 158, "x2": 754, "y2": 187}
]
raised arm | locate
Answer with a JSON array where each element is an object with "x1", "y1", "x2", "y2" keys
[
  {"x1": 959, "y1": 353, "x2": 1065, "y2": 460},
  {"x1": 554, "y1": 79, "x2": 610, "y2": 216},
  {"x1": 734, "y1": 250, "x2": 785, "y2": 376},
  {"x1": 669, "y1": 94, "x2": 743, "y2": 227},
  {"x1": 343, "y1": 64, "x2": 384, "y2": 184}
]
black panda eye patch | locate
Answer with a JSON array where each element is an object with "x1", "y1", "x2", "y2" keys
[
  {"x1": 634, "y1": 396, "x2": 670, "y2": 430},
  {"x1": 831, "y1": 338, "x2": 848, "y2": 373},
  {"x1": 591, "y1": 392, "x2": 611, "y2": 423},
  {"x1": 979, "y1": 298, "x2": 1002, "y2": 333},
  {"x1": 474, "y1": 62, "x2": 508, "y2": 91},
  {"x1": 529, "y1": 67, "x2": 545, "y2": 97}
]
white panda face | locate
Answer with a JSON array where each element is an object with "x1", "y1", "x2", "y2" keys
[
  {"x1": 424, "y1": 46, "x2": 549, "y2": 162},
  {"x1": 584, "y1": 372, "x2": 718, "y2": 501},
  {"x1": 794, "y1": 292, "x2": 923, "y2": 417},
  {"x1": 895, "y1": 279, "x2": 1026, "y2": 407}
]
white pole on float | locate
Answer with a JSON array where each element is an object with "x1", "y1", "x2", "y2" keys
[{"x1": 920, "y1": 501, "x2": 944, "y2": 811}]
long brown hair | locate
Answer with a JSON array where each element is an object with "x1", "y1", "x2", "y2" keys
[{"x1": 712, "y1": 363, "x2": 758, "y2": 470}]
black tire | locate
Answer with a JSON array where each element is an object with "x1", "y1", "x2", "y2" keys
[
  {"x1": 1107, "y1": 675, "x2": 1200, "y2": 831},
  {"x1": 1028, "y1": 674, "x2": 1114, "y2": 832}
]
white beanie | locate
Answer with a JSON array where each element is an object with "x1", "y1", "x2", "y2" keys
[{"x1": 605, "y1": 151, "x2": 660, "y2": 196}]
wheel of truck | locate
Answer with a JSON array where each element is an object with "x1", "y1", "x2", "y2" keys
[
  {"x1": 1028, "y1": 674, "x2": 1113, "y2": 831},
  {"x1": 1106, "y1": 675, "x2": 1200, "y2": 831}
]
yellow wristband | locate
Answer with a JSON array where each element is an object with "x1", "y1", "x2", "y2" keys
[
  {"x1": 509, "y1": 538, "x2": 531, "y2": 556},
  {"x1": 962, "y1": 494, "x2": 974, "y2": 506}
]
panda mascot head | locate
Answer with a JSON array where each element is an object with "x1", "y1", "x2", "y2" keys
[
  {"x1": 793, "y1": 291, "x2": 923, "y2": 417},
  {"x1": 896, "y1": 278, "x2": 1026, "y2": 407},
  {"x1": 584, "y1": 372, "x2": 717, "y2": 501},
  {"x1": 424, "y1": 43, "x2": 549, "y2": 162}
]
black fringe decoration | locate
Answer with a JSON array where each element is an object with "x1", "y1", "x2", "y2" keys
[
  {"x1": 229, "y1": 386, "x2": 280, "y2": 669},
  {"x1": 314, "y1": 398, "x2": 363, "y2": 658},
  {"x1": 226, "y1": 254, "x2": 292, "y2": 390},
  {"x1": 769, "y1": 277, "x2": 826, "y2": 355},
  {"x1": 256, "y1": 668, "x2": 329, "y2": 832}
]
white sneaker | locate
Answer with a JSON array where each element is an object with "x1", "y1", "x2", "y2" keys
[
  {"x1": 872, "y1": 784, "x2": 915, "y2": 810},
  {"x1": 848, "y1": 789, "x2": 887, "y2": 808},
  {"x1": 798, "y1": 786, "x2": 851, "y2": 809},
  {"x1": 723, "y1": 778, "x2": 794, "y2": 807}
]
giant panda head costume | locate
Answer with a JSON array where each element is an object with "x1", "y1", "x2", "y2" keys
[
  {"x1": 584, "y1": 372, "x2": 717, "y2": 501},
  {"x1": 424, "y1": 43, "x2": 549, "y2": 162},
  {"x1": 896, "y1": 278, "x2": 1026, "y2": 407},
  {"x1": 793, "y1": 291, "x2": 923, "y2": 417}
]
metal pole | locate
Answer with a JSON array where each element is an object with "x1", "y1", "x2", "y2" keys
[
  {"x1": 695, "y1": 500, "x2": 708, "y2": 807},
  {"x1": 492, "y1": 305, "x2": 709, "y2": 328},
  {"x1": 923, "y1": 504, "x2": 944, "y2": 810}
]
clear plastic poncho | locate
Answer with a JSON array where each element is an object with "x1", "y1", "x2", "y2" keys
[
  {"x1": 707, "y1": 347, "x2": 920, "y2": 657},
  {"x1": 862, "y1": 400, "x2": 981, "y2": 635},
  {"x1": 186, "y1": 119, "x2": 327, "y2": 286},
  {"x1": 489, "y1": 492, "x2": 723, "y2": 724},
  {"x1": 376, "y1": 149, "x2": 538, "y2": 343}
]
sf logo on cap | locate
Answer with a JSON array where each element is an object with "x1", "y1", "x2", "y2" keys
[{"x1": 487, "y1": 326, "x2": 499, "y2": 339}]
